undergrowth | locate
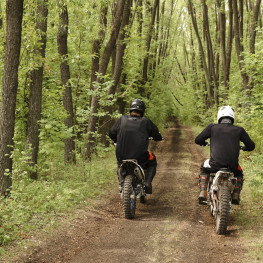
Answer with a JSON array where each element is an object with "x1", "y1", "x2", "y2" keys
[
  {"x1": 237, "y1": 152, "x2": 263, "y2": 261},
  {"x1": 0, "y1": 147, "x2": 117, "y2": 255}
]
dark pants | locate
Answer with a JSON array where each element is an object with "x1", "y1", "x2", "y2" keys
[{"x1": 200, "y1": 162, "x2": 243, "y2": 178}]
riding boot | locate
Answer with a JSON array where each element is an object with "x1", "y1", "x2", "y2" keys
[
  {"x1": 232, "y1": 177, "x2": 243, "y2": 205},
  {"x1": 198, "y1": 173, "x2": 209, "y2": 205},
  {"x1": 145, "y1": 166, "x2": 156, "y2": 194}
]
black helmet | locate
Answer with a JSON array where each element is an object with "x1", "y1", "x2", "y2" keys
[{"x1": 129, "y1": 99, "x2": 146, "y2": 116}]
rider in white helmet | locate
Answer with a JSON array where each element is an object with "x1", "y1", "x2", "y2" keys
[{"x1": 195, "y1": 105, "x2": 255, "y2": 205}]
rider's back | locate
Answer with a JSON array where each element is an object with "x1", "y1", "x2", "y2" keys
[
  {"x1": 116, "y1": 115, "x2": 150, "y2": 164},
  {"x1": 195, "y1": 123, "x2": 255, "y2": 171}
]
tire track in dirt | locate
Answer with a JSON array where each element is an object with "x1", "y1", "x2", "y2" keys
[{"x1": 18, "y1": 119, "x2": 249, "y2": 263}]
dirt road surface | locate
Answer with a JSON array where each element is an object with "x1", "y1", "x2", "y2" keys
[{"x1": 19, "y1": 120, "x2": 248, "y2": 263}]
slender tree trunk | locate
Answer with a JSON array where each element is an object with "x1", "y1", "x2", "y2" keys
[
  {"x1": 57, "y1": 1, "x2": 76, "y2": 164},
  {"x1": 84, "y1": 0, "x2": 126, "y2": 159},
  {"x1": 157, "y1": 0, "x2": 165, "y2": 66},
  {"x1": 248, "y1": 0, "x2": 261, "y2": 90},
  {"x1": 151, "y1": 0, "x2": 160, "y2": 79},
  {"x1": 0, "y1": 2, "x2": 3, "y2": 29},
  {"x1": 188, "y1": 0, "x2": 212, "y2": 106},
  {"x1": 109, "y1": 0, "x2": 131, "y2": 96},
  {"x1": 142, "y1": 0, "x2": 159, "y2": 87},
  {"x1": 202, "y1": 0, "x2": 218, "y2": 105},
  {"x1": 233, "y1": 0, "x2": 249, "y2": 90},
  {"x1": 101, "y1": 0, "x2": 132, "y2": 147},
  {"x1": 225, "y1": 0, "x2": 233, "y2": 94},
  {"x1": 89, "y1": 5, "x2": 108, "y2": 106},
  {"x1": 137, "y1": 0, "x2": 143, "y2": 37},
  {"x1": 216, "y1": 0, "x2": 226, "y2": 88},
  {"x1": 26, "y1": 0, "x2": 48, "y2": 180},
  {"x1": 249, "y1": 0, "x2": 261, "y2": 54},
  {"x1": 0, "y1": 0, "x2": 23, "y2": 196}
]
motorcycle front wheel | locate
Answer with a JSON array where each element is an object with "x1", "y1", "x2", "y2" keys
[
  {"x1": 215, "y1": 185, "x2": 231, "y2": 235},
  {"x1": 122, "y1": 175, "x2": 136, "y2": 219}
]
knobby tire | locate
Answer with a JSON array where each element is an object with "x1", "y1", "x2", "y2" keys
[
  {"x1": 122, "y1": 175, "x2": 136, "y2": 219},
  {"x1": 215, "y1": 185, "x2": 231, "y2": 235}
]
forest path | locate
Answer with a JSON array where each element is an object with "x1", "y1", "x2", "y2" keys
[{"x1": 22, "y1": 120, "x2": 248, "y2": 263}]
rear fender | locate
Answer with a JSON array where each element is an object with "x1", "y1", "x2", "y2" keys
[
  {"x1": 120, "y1": 160, "x2": 145, "y2": 181},
  {"x1": 212, "y1": 170, "x2": 235, "y2": 192}
]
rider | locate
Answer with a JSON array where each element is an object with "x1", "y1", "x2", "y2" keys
[
  {"x1": 195, "y1": 105, "x2": 255, "y2": 205},
  {"x1": 109, "y1": 98, "x2": 163, "y2": 194}
]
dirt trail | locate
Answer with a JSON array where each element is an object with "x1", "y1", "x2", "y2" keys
[{"x1": 19, "y1": 120, "x2": 249, "y2": 263}]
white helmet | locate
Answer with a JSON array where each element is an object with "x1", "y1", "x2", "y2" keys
[{"x1": 217, "y1": 105, "x2": 235, "y2": 123}]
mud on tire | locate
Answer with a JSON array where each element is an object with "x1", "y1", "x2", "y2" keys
[{"x1": 122, "y1": 175, "x2": 136, "y2": 219}]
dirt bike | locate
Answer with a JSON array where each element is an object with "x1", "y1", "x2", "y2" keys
[
  {"x1": 205, "y1": 144, "x2": 244, "y2": 235},
  {"x1": 118, "y1": 159, "x2": 146, "y2": 219},
  {"x1": 207, "y1": 168, "x2": 237, "y2": 234}
]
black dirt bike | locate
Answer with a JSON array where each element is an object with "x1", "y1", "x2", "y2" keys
[
  {"x1": 118, "y1": 159, "x2": 146, "y2": 219},
  {"x1": 205, "y1": 144, "x2": 244, "y2": 235}
]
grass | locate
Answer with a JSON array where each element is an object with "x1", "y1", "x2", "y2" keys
[
  {"x1": 236, "y1": 152, "x2": 263, "y2": 261},
  {"x1": 0, "y1": 146, "x2": 118, "y2": 256}
]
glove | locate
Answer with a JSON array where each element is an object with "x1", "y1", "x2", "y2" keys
[{"x1": 240, "y1": 146, "x2": 246, "y2": 151}]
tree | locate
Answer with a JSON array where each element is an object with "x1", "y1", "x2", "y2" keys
[
  {"x1": 142, "y1": 0, "x2": 159, "y2": 87},
  {"x1": 84, "y1": 0, "x2": 126, "y2": 159},
  {"x1": 57, "y1": 1, "x2": 76, "y2": 164},
  {"x1": 26, "y1": 0, "x2": 48, "y2": 180},
  {"x1": 0, "y1": 0, "x2": 24, "y2": 195},
  {"x1": 216, "y1": 0, "x2": 233, "y2": 98}
]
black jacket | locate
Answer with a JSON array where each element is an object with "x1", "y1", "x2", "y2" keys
[
  {"x1": 109, "y1": 115, "x2": 163, "y2": 165},
  {"x1": 195, "y1": 123, "x2": 255, "y2": 171}
]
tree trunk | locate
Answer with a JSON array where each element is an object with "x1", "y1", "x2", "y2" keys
[
  {"x1": 157, "y1": 0, "x2": 165, "y2": 66},
  {"x1": 216, "y1": 0, "x2": 226, "y2": 88},
  {"x1": 89, "y1": 5, "x2": 108, "y2": 106},
  {"x1": 225, "y1": 0, "x2": 234, "y2": 94},
  {"x1": 233, "y1": 0, "x2": 249, "y2": 90},
  {"x1": 188, "y1": 0, "x2": 212, "y2": 106},
  {"x1": 84, "y1": 0, "x2": 126, "y2": 159},
  {"x1": 249, "y1": 0, "x2": 261, "y2": 54},
  {"x1": 151, "y1": 0, "x2": 160, "y2": 79},
  {"x1": 142, "y1": 0, "x2": 159, "y2": 87},
  {"x1": 0, "y1": 0, "x2": 23, "y2": 196},
  {"x1": 26, "y1": 0, "x2": 48, "y2": 180},
  {"x1": 137, "y1": 0, "x2": 143, "y2": 37},
  {"x1": 202, "y1": 0, "x2": 218, "y2": 105},
  {"x1": 248, "y1": 0, "x2": 261, "y2": 90},
  {"x1": 57, "y1": 1, "x2": 76, "y2": 164},
  {"x1": 0, "y1": 1, "x2": 3, "y2": 29},
  {"x1": 101, "y1": 0, "x2": 132, "y2": 147}
]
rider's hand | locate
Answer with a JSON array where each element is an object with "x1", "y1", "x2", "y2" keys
[{"x1": 240, "y1": 145, "x2": 246, "y2": 151}]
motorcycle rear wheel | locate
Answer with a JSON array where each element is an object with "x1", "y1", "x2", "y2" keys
[
  {"x1": 215, "y1": 185, "x2": 231, "y2": 235},
  {"x1": 122, "y1": 175, "x2": 136, "y2": 219}
]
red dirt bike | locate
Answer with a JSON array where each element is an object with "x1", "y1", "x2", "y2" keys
[
  {"x1": 205, "y1": 144, "x2": 244, "y2": 235},
  {"x1": 118, "y1": 159, "x2": 146, "y2": 219}
]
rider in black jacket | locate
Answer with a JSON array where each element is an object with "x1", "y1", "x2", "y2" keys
[
  {"x1": 195, "y1": 105, "x2": 255, "y2": 205},
  {"x1": 109, "y1": 99, "x2": 163, "y2": 194}
]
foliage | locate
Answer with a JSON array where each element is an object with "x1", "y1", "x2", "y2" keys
[
  {"x1": 0, "y1": 0, "x2": 262, "y2": 256},
  {"x1": 0, "y1": 148, "x2": 117, "y2": 248}
]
